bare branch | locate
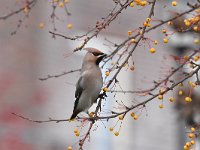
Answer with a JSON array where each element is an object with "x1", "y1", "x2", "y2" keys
[
  {"x1": 12, "y1": 113, "x2": 70, "y2": 123},
  {"x1": 0, "y1": 0, "x2": 37, "y2": 20},
  {"x1": 39, "y1": 69, "x2": 81, "y2": 81}
]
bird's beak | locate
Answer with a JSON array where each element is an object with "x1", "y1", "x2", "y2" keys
[{"x1": 101, "y1": 53, "x2": 107, "y2": 58}]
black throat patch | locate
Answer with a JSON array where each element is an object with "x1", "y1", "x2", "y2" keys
[{"x1": 96, "y1": 55, "x2": 105, "y2": 65}]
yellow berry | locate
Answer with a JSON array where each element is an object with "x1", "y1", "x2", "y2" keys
[
  {"x1": 178, "y1": 90, "x2": 183, "y2": 95},
  {"x1": 130, "y1": 2, "x2": 134, "y2": 7},
  {"x1": 128, "y1": 30, "x2": 132, "y2": 36},
  {"x1": 109, "y1": 127, "x2": 114, "y2": 132},
  {"x1": 172, "y1": 1, "x2": 177, "y2": 6},
  {"x1": 58, "y1": 2, "x2": 64, "y2": 7},
  {"x1": 54, "y1": 0, "x2": 59, "y2": 2},
  {"x1": 133, "y1": 115, "x2": 138, "y2": 120},
  {"x1": 159, "y1": 104, "x2": 164, "y2": 109},
  {"x1": 158, "y1": 95, "x2": 163, "y2": 100},
  {"x1": 103, "y1": 87, "x2": 108, "y2": 92},
  {"x1": 188, "y1": 133, "x2": 195, "y2": 138},
  {"x1": 185, "y1": 21, "x2": 191, "y2": 26},
  {"x1": 193, "y1": 56, "x2": 200, "y2": 61},
  {"x1": 67, "y1": 23, "x2": 73, "y2": 29},
  {"x1": 149, "y1": 48, "x2": 156, "y2": 53},
  {"x1": 169, "y1": 97, "x2": 174, "y2": 102},
  {"x1": 163, "y1": 38, "x2": 168, "y2": 43},
  {"x1": 193, "y1": 26, "x2": 198, "y2": 32},
  {"x1": 130, "y1": 112, "x2": 135, "y2": 117},
  {"x1": 185, "y1": 97, "x2": 192, "y2": 102},
  {"x1": 191, "y1": 127, "x2": 196, "y2": 132},
  {"x1": 114, "y1": 131, "x2": 119, "y2": 136},
  {"x1": 162, "y1": 29, "x2": 167, "y2": 33},
  {"x1": 146, "y1": 17, "x2": 151, "y2": 22},
  {"x1": 68, "y1": 146, "x2": 72, "y2": 150},
  {"x1": 105, "y1": 71, "x2": 110, "y2": 76},
  {"x1": 118, "y1": 115, "x2": 124, "y2": 120},
  {"x1": 89, "y1": 112, "x2": 94, "y2": 117},
  {"x1": 74, "y1": 128, "x2": 78, "y2": 134},
  {"x1": 167, "y1": 21, "x2": 172, "y2": 26},
  {"x1": 147, "y1": 23, "x2": 151, "y2": 27},
  {"x1": 154, "y1": 40, "x2": 158, "y2": 45},
  {"x1": 194, "y1": 39, "x2": 199, "y2": 44},
  {"x1": 75, "y1": 132, "x2": 80, "y2": 136},
  {"x1": 178, "y1": 83, "x2": 183, "y2": 86}
]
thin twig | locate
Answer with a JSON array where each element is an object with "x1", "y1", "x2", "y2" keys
[{"x1": 39, "y1": 69, "x2": 81, "y2": 81}]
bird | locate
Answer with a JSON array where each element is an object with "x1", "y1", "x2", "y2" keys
[{"x1": 70, "y1": 47, "x2": 107, "y2": 120}]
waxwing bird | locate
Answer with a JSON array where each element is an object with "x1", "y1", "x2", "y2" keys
[{"x1": 70, "y1": 47, "x2": 107, "y2": 120}]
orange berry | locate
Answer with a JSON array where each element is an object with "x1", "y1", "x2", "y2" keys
[
  {"x1": 149, "y1": 48, "x2": 156, "y2": 53},
  {"x1": 133, "y1": 115, "x2": 138, "y2": 120},
  {"x1": 188, "y1": 133, "x2": 195, "y2": 138},
  {"x1": 105, "y1": 71, "x2": 110, "y2": 76},
  {"x1": 128, "y1": 30, "x2": 132, "y2": 36},
  {"x1": 109, "y1": 127, "x2": 114, "y2": 132},
  {"x1": 68, "y1": 146, "x2": 72, "y2": 150}
]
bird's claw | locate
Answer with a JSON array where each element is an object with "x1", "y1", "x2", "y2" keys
[{"x1": 99, "y1": 93, "x2": 107, "y2": 99}]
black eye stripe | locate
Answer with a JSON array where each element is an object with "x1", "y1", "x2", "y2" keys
[{"x1": 92, "y1": 52, "x2": 104, "y2": 56}]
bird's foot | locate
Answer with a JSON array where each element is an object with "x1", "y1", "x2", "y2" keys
[{"x1": 99, "y1": 93, "x2": 107, "y2": 99}]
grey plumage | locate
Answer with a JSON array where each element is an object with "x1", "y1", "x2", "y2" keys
[{"x1": 70, "y1": 48, "x2": 106, "y2": 120}]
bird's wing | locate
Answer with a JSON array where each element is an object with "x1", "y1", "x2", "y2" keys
[
  {"x1": 75, "y1": 76, "x2": 84, "y2": 99},
  {"x1": 73, "y1": 76, "x2": 84, "y2": 112}
]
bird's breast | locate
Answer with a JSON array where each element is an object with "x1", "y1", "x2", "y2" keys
[{"x1": 82, "y1": 69, "x2": 103, "y2": 99}]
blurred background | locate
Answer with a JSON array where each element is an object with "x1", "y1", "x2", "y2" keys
[{"x1": 0, "y1": 0, "x2": 199, "y2": 150}]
